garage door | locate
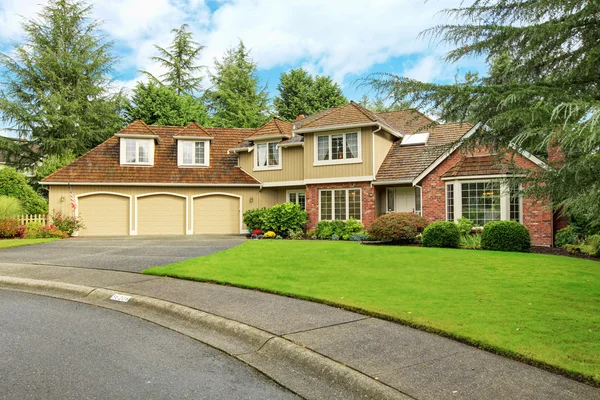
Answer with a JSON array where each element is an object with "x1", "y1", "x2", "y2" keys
[
  {"x1": 138, "y1": 195, "x2": 186, "y2": 235},
  {"x1": 78, "y1": 194, "x2": 130, "y2": 236},
  {"x1": 194, "y1": 195, "x2": 239, "y2": 234}
]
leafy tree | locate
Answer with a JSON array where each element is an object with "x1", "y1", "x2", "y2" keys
[
  {"x1": 362, "y1": 1, "x2": 600, "y2": 229},
  {"x1": 124, "y1": 81, "x2": 208, "y2": 126},
  {"x1": 141, "y1": 24, "x2": 205, "y2": 96},
  {"x1": 32, "y1": 151, "x2": 76, "y2": 194},
  {"x1": 0, "y1": 167, "x2": 47, "y2": 214},
  {"x1": 0, "y1": 0, "x2": 124, "y2": 169},
  {"x1": 205, "y1": 41, "x2": 270, "y2": 128},
  {"x1": 274, "y1": 68, "x2": 347, "y2": 121}
]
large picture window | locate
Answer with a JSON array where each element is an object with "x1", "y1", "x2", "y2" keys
[
  {"x1": 179, "y1": 140, "x2": 209, "y2": 166},
  {"x1": 461, "y1": 182, "x2": 501, "y2": 226},
  {"x1": 255, "y1": 142, "x2": 280, "y2": 169},
  {"x1": 121, "y1": 138, "x2": 152, "y2": 165},
  {"x1": 319, "y1": 189, "x2": 361, "y2": 221},
  {"x1": 315, "y1": 132, "x2": 360, "y2": 164}
]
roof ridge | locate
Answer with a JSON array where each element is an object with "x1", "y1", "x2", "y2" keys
[
  {"x1": 118, "y1": 120, "x2": 157, "y2": 135},
  {"x1": 349, "y1": 101, "x2": 378, "y2": 122},
  {"x1": 294, "y1": 105, "x2": 341, "y2": 129}
]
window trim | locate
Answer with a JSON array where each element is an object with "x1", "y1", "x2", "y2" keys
[
  {"x1": 313, "y1": 131, "x2": 362, "y2": 166},
  {"x1": 254, "y1": 141, "x2": 282, "y2": 171},
  {"x1": 119, "y1": 138, "x2": 154, "y2": 166},
  {"x1": 318, "y1": 188, "x2": 362, "y2": 221},
  {"x1": 286, "y1": 189, "x2": 306, "y2": 210},
  {"x1": 177, "y1": 139, "x2": 210, "y2": 167}
]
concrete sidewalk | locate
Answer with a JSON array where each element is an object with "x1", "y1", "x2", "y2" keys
[{"x1": 0, "y1": 263, "x2": 597, "y2": 400}]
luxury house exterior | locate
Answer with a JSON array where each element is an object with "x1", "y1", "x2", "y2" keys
[{"x1": 42, "y1": 101, "x2": 555, "y2": 245}]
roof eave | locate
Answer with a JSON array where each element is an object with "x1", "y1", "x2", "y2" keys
[
  {"x1": 115, "y1": 133, "x2": 161, "y2": 144},
  {"x1": 244, "y1": 134, "x2": 289, "y2": 141},
  {"x1": 293, "y1": 122, "x2": 402, "y2": 138},
  {"x1": 173, "y1": 136, "x2": 214, "y2": 141}
]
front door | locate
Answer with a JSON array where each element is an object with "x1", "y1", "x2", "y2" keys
[{"x1": 387, "y1": 187, "x2": 417, "y2": 213}]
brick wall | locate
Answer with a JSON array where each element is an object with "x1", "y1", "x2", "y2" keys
[
  {"x1": 420, "y1": 148, "x2": 553, "y2": 246},
  {"x1": 306, "y1": 181, "x2": 376, "y2": 229}
]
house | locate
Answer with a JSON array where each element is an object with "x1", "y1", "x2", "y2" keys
[{"x1": 42, "y1": 101, "x2": 554, "y2": 245}]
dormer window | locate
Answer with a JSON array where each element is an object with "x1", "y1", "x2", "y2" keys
[
  {"x1": 120, "y1": 138, "x2": 154, "y2": 165},
  {"x1": 178, "y1": 140, "x2": 209, "y2": 167},
  {"x1": 255, "y1": 142, "x2": 281, "y2": 170},
  {"x1": 315, "y1": 131, "x2": 361, "y2": 165}
]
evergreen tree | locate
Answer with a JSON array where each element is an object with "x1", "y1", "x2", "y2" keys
[
  {"x1": 0, "y1": 0, "x2": 123, "y2": 169},
  {"x1": 205, "y1": 41, "x2": 270, "y2": 128},
  {"x1": 363, "y1": 1, "x2": 600, "y2": 228},
  {"x1": 274, "y1": 68, "x2": 347, "y2": 121},
  {"x1": 141, "y1": 24, "x2": 205, "y2": 96},
  {"x1": 358, "y1": 95, "x2": 412, "y2": 113},
  {"x1": 124, "y1": 81, "x2": 208, "y2": 126}
]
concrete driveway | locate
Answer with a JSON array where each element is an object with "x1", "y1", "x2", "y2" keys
[{"x1": 0, "y1": 235, "x2": 246, "y2": 272}]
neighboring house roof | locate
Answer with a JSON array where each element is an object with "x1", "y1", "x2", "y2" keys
[
  {"x1": 279, "y1": 135, "x2": 304, "y2": 147},
  {"x1": 42, "y1": 122, "x2": 259, "y2": 185},
  {"x1": 246, "y1": 118, "x2": 292, "y2": 140},
  {"x1": 376, "y1": 122, "x2": 474, "y2": 182},
  {"x1": 375, "y1": 110, "x2": 436, "y2": 134},
  {"x1": 441, "y1": 155, "x2": 513, "y2": 178}
]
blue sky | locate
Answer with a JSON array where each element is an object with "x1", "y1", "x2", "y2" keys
[{"x1": 0, "y1": 0, "x2": 487, "y2": 134}]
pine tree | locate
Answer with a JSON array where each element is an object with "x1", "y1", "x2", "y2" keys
[
  {"x1": 363, "y1": 1, "x2": 600, "y2": 229},
  {"x1": 141, "y1": 24, "x2": 205, "y2": 96},
  {"x1": 0, "y1": 0, "x2": 123, "y2": 168},
  {"x1": 205, "y1": 41, "x2": 270, "y2": 128},
  {"x1": 274, "y1": 68, "x2": 347, "y2": 121}
]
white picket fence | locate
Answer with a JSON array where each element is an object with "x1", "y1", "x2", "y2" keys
[{"x1": 17, "y1": 214, "x2": 48, "y2": 226}]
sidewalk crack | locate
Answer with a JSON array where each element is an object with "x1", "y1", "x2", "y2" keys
[{"x1": 281, "y1": 317, "x2": 371, "y2": 337}]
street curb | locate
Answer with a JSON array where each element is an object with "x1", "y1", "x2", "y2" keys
[{"x1": 0, "y1": 276, "x2": 411, "y2": 400}]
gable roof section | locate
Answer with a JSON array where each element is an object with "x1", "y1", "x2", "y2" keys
[
  {"x1": 440, "y1": 155, "x2": 514, "y2": 178},
  {"x1": 117, "y1": 120, "x2": 157, "y2": 136},
  {"x1": 376, "y1": 122, "x2": 475, "y2": 183},
  {"x1": 174, "y1": 121, "x2": 212, "y2": 138},
  {"x1": 42, "y1": 125, "x2": 259, "y2": 185},
  {"x1": 375, "y1": 110, "x2": 437, "y2": 134},
  {"x1": 246, "y1": 118, "x2": 292, "y2": 140}
]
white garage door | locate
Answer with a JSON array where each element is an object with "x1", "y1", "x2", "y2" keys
[
  {"x1": 194, "y1": 195, "x2": 239, "y2": 234},
  {"x1": 138, "y1": 195, "x2": 186, "y2": 235},
  {"x1": 78, "y1": 194, "x2": 130, "y2": 236}
]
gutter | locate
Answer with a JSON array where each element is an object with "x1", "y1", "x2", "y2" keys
[
  {"x1": 371, "y1": 180, "x2": 413, "y2": 186},
  {"x1": 40, "y1": 182, "x2": 262, "y2": 188},
  {"x1": 294, "y1": 122, "x2": 403, "y2": 138}
]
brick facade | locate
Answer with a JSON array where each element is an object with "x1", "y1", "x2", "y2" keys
[
  {"x1": 306, "y1": 181, "x2": 376, "y2": 229},
  {"x1": 419, "y1": 148, "x2": 553, "y2": 246}
]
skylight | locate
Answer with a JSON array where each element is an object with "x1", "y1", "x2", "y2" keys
[{"x1": 400, "y1": 133, "x2": 429, "y2": 146}]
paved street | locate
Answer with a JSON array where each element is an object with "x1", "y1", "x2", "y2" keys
[
  {"x1": 0, "y1": 290, "x2": 299, "y2": 400},
  {"x1": 0, "y1": 235, "x2": 246, "y2": 272}
]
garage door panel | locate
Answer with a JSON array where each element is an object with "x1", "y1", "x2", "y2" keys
[
  {"x1": 138, "y1": 195, "x2": 186, "y2": 235},
  {"x1": 78, "y1": 194, "x2": 129, "y2": 236},
  {"x1": 194, "y1": 195, "x2": 239, "y2": 234}
]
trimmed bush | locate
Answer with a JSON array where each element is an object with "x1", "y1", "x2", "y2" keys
[
  {"x1": 243, "y1": 208, "x2": 267, "y2": 232},
  {"x1": 367, "y1": 212, "x2": 429, "y2": 243},
  {"x1": 0, "y1": 218, "x2": 25, "y2": 238},
  {"x1": 422, "y1": 221, "x2": 460, "y2": 248},
  {"x1": 0, "y1": 195, "x2": 22, "y2": 219},
  {"x1": 481, "y1": 221, "x2": 531, "y2": 252},
  {"x1": 555, "y1": 225, "x2": 579, "y2": 247},
  {"x1": 0, "y1": 167, "x2": 47, "y2": 214},
  {"x1": 260, "y1": 202, "x2": 307, "y2": 236}
]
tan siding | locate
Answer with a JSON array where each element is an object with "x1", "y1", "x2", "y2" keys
[
  {"x1": 239, "y1": 146, "x2": 304, "y2": 183},
  {"x1": 194, "y1": 195, "x2": 239, "y2": 234},
  {"x1": 78, "y1": 194, "x2": 129, "y2": 236},
  {"x1": 304, "y1": 127, "x2": 373, "y2": 179},
  {"x1": 374, "y1": 130, "x2": 395, "y2": 174},
  {"x1": 138, "y1": 194, "x2": 186, "y2": 235}
]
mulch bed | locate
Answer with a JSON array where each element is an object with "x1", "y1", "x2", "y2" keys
[{"x1": 531, "y1": 246, "x2": 599, "y2": 261}]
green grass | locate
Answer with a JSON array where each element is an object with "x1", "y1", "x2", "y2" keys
[
  {"x1": 0, "y1": 238, "x2": 59, "y2": 249},
  {"x1": 144, "y1": 241, "x2": 600, "y2": 384}
]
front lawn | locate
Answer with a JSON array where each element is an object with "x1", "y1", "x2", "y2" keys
[
  {"x1": 0, "y1": 238, "x2": 59, "y2": 250},
  {"x1": 144, "y1": 241, "x2": 600, "y2": 384}
]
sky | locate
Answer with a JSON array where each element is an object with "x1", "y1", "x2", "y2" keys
[{"x1": 0, "y1": 0, "x2": 487, "y2": 135}]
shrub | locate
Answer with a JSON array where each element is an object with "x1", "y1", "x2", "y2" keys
[
  {"x1": 24, "y1": 221, "x2": 43, "y2": 239},
  {"x1": 456, "y1": 218, "x2": 475, "y2": 237},
  {"x1": 367, "y1": 212, "x2": 429, "y2": 243},
  {"x1": 243, "y1": 208, "x2": 267, "y2": 232},
  {"x1": 316, "y1": 221, "x2": 334, "y2": 240},
  {"x1": 51, "y1": 211, "x2": 84, "y2": 236},
  {"x1": 0, "y1": 218, "x2": 25, "y2": 238},
  {"x1": 459, "y1": 233, "x2": 482, "y2": 250},
  {"x1": 341, "y1": 218, "x2": 364, "y2": 240},
  {"x1": 481, "y1": 221, "x2": 531, "y2": 252},
  {"x1": 555, "y1": 226, "x2": 579, "y2": 247},
  {"x1": 275, "y1": 235, "x2": 283, "y2": 240},
  {"x1": 331, "y1": 234, "x2": 339, "y2": 241},
  {"x1": 422, "y1": 221, "x2": 460, "y2": 248},
  {"x1": 349, "y1": 233, "x2": 368, "y2": 242},
  {"x1": 581, "y1": 234, "x2": 600, "y2": 257},
  {"x1": 306, "y1": 228, "x2": 318, "y2": 240},
  {"x1": 288, "y1": 230, "x2": 305, "y2": 240},
  {"x1": 0, "y1": 195, "x2": 22, "y2": 219},
  {"x1": 251, "y1": 229, "x2": 262, "y2": 235},
  {"x1": 0, "y1": 167, "x2": 47, "y2": 214},
  {"x1": 264, "y1": 231, "x2": 276, "y2": 239},
  {"x1": 260, "y1": 202, "x2": 308, "y2": 236}
]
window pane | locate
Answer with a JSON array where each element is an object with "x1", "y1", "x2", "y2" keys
[
  {"x1": 348, "y1": 189, "x2": 361, "y2": 219},
  {"x1": 415, "y1": 186, "x2": 422, "y2": 215},
  {"x1": 126, "y1": 139, "x2": 136, "y2": 163},
  {"x1": 257, "y1": 144, "x2": 267, "y2": 167},
  {"x1": 461, "y1": 182, "x2": 500, "y2": 226},
  {"x1": 138, "y1": 141, "x2": 149, "y2": 163},
  {"x1": 320, "y1": 190, "x2": 332, "y2": 220},
  {"x1": 317, "y1": 136, "x2": 329, "y2": 161},
  {"x1": 289, "y1": 193, "x2": 296, "y2": 203},
  {"x1": 387, "y1": 189, "x2": 395, "y2": 212},
  {"x1": 446, "y1": 184, "x2": 454, "y2": 221},
  {"x1": 298, "y1": 193, "x2": 306, "y2": 211},
  {"x1": 331, "y1": 135, "x2": 344, "y2": 160},
  {"x1": 510, "y1": 184, "x2": 521, "y2": 222},
  {"x1": 195, "y1": 141, "x2": 205, "y2": 164},
  {"x1": 334, "y1": 190, "x2": 346, "y2": 220},
  {"x1": 268, "y1": 142, "x2": 279, "y2": 166},
  {"x1": 345, "y1": 133, "x2": 358, "y2": 159},
  {"x1": 182, "y1": 141, "x2": 193, "y2": 164}
]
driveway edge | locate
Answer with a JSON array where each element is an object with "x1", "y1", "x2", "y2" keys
[{"x1": 0, "y1": 276, "x2": 411, "y2": 400}]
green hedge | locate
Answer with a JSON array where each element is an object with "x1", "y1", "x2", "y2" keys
[
  {"x1": 481, "y1": 221, "x2": 531, "y2": 252},
  {"x1": 367, "y1": 212, "x2": 429, "y2": 243},
  {"x1": 422, "y1": 221, "x2": 460, "y2": 248},
  {"x1": 259, "y1": 202, "x2": 308, "y2": 236}
]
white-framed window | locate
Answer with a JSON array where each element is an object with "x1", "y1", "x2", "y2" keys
[
  {"x1": 120, "y1": 138, "x2": 154, "y2": 165},
  {"x1": 287, "y1": 190, "x2": 306, "y2": 210},
  {"x1": 446, "y1": 184, "x2": 454, "y2": 221},
  {"x1": 509, "y1": 184, "x2": 522, "y2": 223},
  {"x1": 255, "y1": 142, "x2": 281, "y2": 170},
  {"x1": 319, "y1": 188, "x2": 361, "y2": 221},
  {"x1": 314, "y1": 131, "x2": 361, "y2": 165},
  {"x1": 178, "y1": 140, "x2": 209, "y2": 167}
]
